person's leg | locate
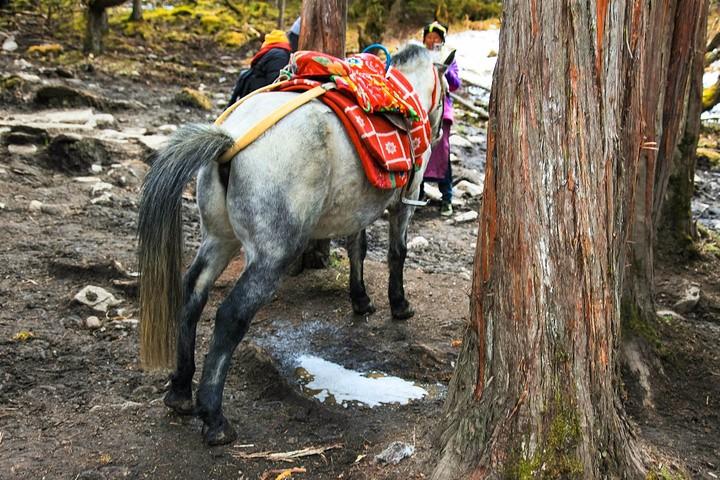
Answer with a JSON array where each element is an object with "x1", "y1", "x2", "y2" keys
[{"x1": 437, "y1": 122, "x2": 453, "y2": 216}]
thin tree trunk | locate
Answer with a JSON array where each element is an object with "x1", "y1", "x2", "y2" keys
[
  {"x1": 83, "y1": 0, "x2": 127, "y2": 55},
  {"x1": 129, "y1": 0, "x2": 142, "y2": 22},
  {"x1": 433, "y1": 2, "x2": 703, "y2": 478},
  {"x1": 277, "y1": 0, "x2": 286, "y2": 30},
  {"x1": 299, "y1": 0, "x2": 347, "y2": 57},
  {"x1": 294, "y1": 0, "x2": 348, "y2": 269}
]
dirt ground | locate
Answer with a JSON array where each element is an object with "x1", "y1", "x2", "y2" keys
[{"x1": 1, "y1": 18, "x2": 719, "y2": 480}]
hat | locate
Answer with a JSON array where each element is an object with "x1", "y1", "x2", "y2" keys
[
  {"x1": 423, "y1": 21, "x2": 448, "y2": 43},
  {"x1": 263, "y1": 30, "x2": 289, "y2": 47}
]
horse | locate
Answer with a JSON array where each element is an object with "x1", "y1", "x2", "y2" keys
[{"x1": 137, "y1": 43, "x2": 452, "y2": 445}]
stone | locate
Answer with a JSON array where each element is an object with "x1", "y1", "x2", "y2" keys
[
  {"x1": 91, "y1": 192, "x2": 114, "y2": 206},
  {"x1": 454, "y1": 210, "x2": 479, "y2": 223},
  {"x1": 8, "y1": 144, "x2": 38, "y2": 155},
  {"x1": 2, "y1": 37, "x2": 18, "y2": 52},
  {"x1": 74, "y1": 176, "x2": 102, "y2": 183},
  {"x1": 85, "y1": 316, "x2": 102, "y2": 329},
  {"x1": 375, "y1": 441, "x2": 415, "y2": 465},
  {"x1": 94, "y1": 113, "x2": 115, "y2": 127},
  {"x1": 14, "y1": 58, "x2": 32, "y2": 69},
  {"x1": 449, "y1": 134, "x2": 473, "y2": 149},
  {"x1": 90, "y1": 164, "x2": 103, "y2": 173},
  {"x1": 454, "y1": 180, "x2": 483, "y2": 198},
  {"x1": 157, "y1": 124, "x2": 177, "y2": 134},
  {"x1": 136, "y1": 135, "x2": 168, "y2": 151},
  {"x1": 46, "y1": 135, "x2": 111, "y2": 173},
  {"x1": 673, "y1": 285, "x2": 700, "y2": 314},
  {"x1": 407, "y1": 236, "x2": 430, "y2": 251},
  {"x1": 423, "y1": 184, "x2": 442, "y2": 202},
  {"x1": 34, "y1": 85, "x2": 104, "y2": 109},
  {"x1": 450, "y1": 152, "x2": 460, "y2": 163},
  {"x1": 28, "y1": 200, "x2": 43, "y2": 212},
  {"x1": 91, "y1": 182, "x2": 113, "y2": 196},
  {"x1": 16, "y1": 72, "x2": 41, "y2": 83},
  {"x1": 2, "y1": 125, "x2": 50, "y2": 145},
  {"x1": 74, "y1": 285, "x2": 122, "y2": 312}
]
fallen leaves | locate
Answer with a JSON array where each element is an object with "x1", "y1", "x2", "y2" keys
[
  {"x1": 13, "y1": 330, "x2": 34, "y2": 342},
  {"x1": 260, "y1": 467, "x2": 307, "y2": 480}
]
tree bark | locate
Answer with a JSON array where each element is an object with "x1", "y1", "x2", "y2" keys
[
  {"x1": 432, "y1": 2, "x2": 703, "y2": 478},
  {"x1": 622, "y1": 1, "x2": 707, "y2": 333},
  {"x1": 299, "y1": 0, "x2": 347, "y2": 57},
  {"x1": 129, "y1": 0, "x2": 142, "y2": 22},
  {"x1": 84, "y1": 0, "x2": 127, "y2": 55},
  {"x1": 658, "y1": 2, "x2": 709, "y2": 257}
]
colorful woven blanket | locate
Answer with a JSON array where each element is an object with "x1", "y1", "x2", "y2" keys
[{"x1": 278, "y1": 51, "x2": 432, "y2": 189}]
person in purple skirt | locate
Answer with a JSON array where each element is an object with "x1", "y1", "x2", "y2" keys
[{"x1": 421, "y1": 21, "x2": 461, "y2": 217}]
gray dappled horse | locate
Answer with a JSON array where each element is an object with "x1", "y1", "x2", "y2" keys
[{"x1": 138, "y1": 44, "x2": 450, "y2": 445}]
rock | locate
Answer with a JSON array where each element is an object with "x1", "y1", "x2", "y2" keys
[
  {"x1": 423, "y1": 183, "x2": 442, "y2": 201},
  {"x1": 673, "y1": 285, "x2": 700, "y2": 313},
  {"x1": 454, "y1": 210, "x2": 479, "y2": 223},
  {"x1": 91, "y1": 192, "x2": 114, "y2": 206},
  {"x1": 2, "y1": 125, "x2": 50, "y2": 145},
  {"x1": 28, "y1": 200, "x2": 43, "y2": 212},
  {"x1": 407, "y1": 236, "x2": 430, "y2": 251},
  {"x1": 16, "y1": 72, "x2": 41, "y2": 83},
  {"x1": 85, "y1": 316, "x2": 102, "y2": 329},
  {"x1": 94, "y1": 113, "x2": 115, "y2": 127},
  {"x1": 8, "y1": 144, "x2": 38, "y2": 155},
  {"x1": 91, "y1": 181, "x2": 113, "y2": 196},
  {"x1": 175, "y1": 87, "x2": 212, "y2": 110},
  {"x1": 34, "y1": 84, "x2": 103, "y2": 108},
  {"x1": 74, "y1": 285, "x2": 122, "y2": 312},
  {"x1": 136, "y1": 134, "x2": 169, "y2": 151},
  {"x1": 450, "y1": 152, "x2": 460, "y2": 163},
  {"x1": 2, "y1": 36, "x2": 18, "y2": 52},
  {"x1": 455, "y1": 180, "x2": 483, "y2": 198},
  {"x1": 0, "y1": 202, "x2": 5, "y2": 210},
  {"x1": 46, "y1": 135, "x2": 111, "y2": 173},
  {"x1": 450, "y1": 134, "x2": 473, "y2": 149},
  {"x1": 656, "y1": 309, "x2": 687, "y2": 322},
  {"x1": 157, "y1": 124, "x2": 177, "y2": 134},
  {"x1": 14, "y1": 58, "x2": 33, "y2": 69},
  {"x1": 374, "y1": 441, "x2": 415, "y2": 465},
  {"x1": 74, "y1": 176, "x2": 102, "y2": 183},
  {"x1": 27, "y1": 43, "x2": 64, "y2": 56},
  {"x1": 90, "y1": 164, "x2": 103, "y2": 173}
]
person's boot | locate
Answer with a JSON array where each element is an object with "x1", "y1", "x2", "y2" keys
[{"x1": 440, "y1": 201, "x2": 453, "y2": 217}]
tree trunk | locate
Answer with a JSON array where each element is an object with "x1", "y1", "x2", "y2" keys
[
  {"x1": 83, "y1": 0, "x2": 127, "y2": 55},
  {"x1": 433, "y1": 2, "x2": 703, "y2": 478},
  {"x1": 658, "y1": 3, "x2": 709, "y2": 257},
  {"x1": 129, "y1": 0, "x2": 142, "y2": 22},
  {"x1": 299, "y1": 0, "x2": 347, "y2": 57},
  {"x1": 622, "y1": 1, "x2": 707, "y2": 333},
  {"x1": 277, "y1": 0, "x2": 286, "y2": 30},
  {"x1": 295, "y1": 0, "x2": 348, "y2": 269}
]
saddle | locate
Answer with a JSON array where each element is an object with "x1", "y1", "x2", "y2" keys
[{"x1": 215, "y1": 51, "x2": 434, "y2": 190}]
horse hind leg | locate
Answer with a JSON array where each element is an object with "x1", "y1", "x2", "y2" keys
[
  {"x1": 195, "y1": 245, "x2": 303, "y2": 445},
  {"x1": 387, "y1": 203, "x2": 415, "y2": 320},
  {"x1": 164, "y1": 236, "x2": 240, "y2": 415},
  {"x1": 347, "y1": 229, "x2": 376, "y2": 315}
]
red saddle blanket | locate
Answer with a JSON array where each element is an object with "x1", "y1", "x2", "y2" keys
[{"x1": 277, "y1": 51, "x2": 433, "y2": 189}]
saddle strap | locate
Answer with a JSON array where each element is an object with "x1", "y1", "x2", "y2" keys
[{"x1": 216, "y1": 83, "x2": 335, "y2": 163}]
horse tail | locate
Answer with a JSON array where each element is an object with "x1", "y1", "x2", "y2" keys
[{"x1": 138, "y1": 124, "x2": 234, "y2": 370}]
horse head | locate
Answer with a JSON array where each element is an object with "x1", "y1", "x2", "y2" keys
[{"x1": 392, "y1": 43, "x2": 454, "y2": 145}]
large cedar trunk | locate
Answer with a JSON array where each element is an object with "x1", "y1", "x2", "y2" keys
[
  {"x1": 432, "y1": 2, "x2": 705, "y2": 478},
  {"x1": 622, "y1": 2, "x2": 707, "y2": 331}
]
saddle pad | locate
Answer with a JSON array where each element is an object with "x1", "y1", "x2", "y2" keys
[
  {"x1": 279, "y1": 79, "x2": 429, "y2": 189},
  {"x1": 277, "y1": 51, "x2": 433, "y2": 189}
]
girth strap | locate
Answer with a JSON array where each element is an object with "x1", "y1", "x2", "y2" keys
[{"x1": 215, "y1": 82, "x2": 335, "y2": 163}]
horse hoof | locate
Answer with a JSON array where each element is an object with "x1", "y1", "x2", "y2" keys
[
  {"x1": 164, "y1": 390, "x2": 194, "y2": 415},
  {"x1": 391, "y1": 303, "x2": 415, "y2": 320},
  {"x1": 352, "y1": 298, "x2": 377, "y2": 315},
  {"x1": 202, "y1": 418, "x2": 237, "y2": 446}
]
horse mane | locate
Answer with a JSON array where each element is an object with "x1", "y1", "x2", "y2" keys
[{"x1": 392, "y1": 43, "x2": 431, "y2": 68}]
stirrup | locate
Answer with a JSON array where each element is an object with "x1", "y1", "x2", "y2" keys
[{"x1": 402, "y1": 197, "x2": 429, "y2": 206}]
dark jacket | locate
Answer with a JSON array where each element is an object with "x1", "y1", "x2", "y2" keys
[{"x1": 228, "y1": 47, "x2": 291, "y2": 107}]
